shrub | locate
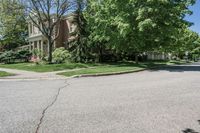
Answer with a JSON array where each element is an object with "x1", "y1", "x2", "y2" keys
[
  {"x1": 52, "y1": 47, "x2": 71, "y2": 64},
  {"x1": 0, "y1": 50, "x2": 32, "y2": 64},
  {"x1": 192, "y1": 54, "x2": 199, "y2": 62},
  {"x1": 0, "y1": 50, "x2": 16, "y2": 64},
  {"x1": 18, "y1": 50, "x2": 32, "y2": 62},
  {"x1": 0, "y1": 52, "x2": 3, "y2": 62},
  {"x1": 32, "y1": 49, "x2": 44, "y2": 59}
]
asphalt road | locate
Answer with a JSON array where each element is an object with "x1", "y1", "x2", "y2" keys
[{"x1": 0, "y1": 63, "x2": 200, "y2": 133}]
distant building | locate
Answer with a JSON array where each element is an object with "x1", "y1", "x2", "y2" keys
[{"x1": 147, "y1": 52, "x2": 171, "y2": 60}]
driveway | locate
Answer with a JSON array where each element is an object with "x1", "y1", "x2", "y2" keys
[{"x1": 0, "y1": 63, "x2": 200, "y2": 133}]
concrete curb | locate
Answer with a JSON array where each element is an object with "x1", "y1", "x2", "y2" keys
[
  {"x1": 69, "y1": 68, "x2": 147, "y2": 78},
  {"x1": 66, "y1": 62, "x2": 190, "y2": 78}
]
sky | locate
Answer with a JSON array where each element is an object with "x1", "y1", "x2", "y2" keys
[{"x1": 185, "y1": 0, "x2": 200, "y2": 34}]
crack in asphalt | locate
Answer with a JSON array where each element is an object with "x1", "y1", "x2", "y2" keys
[{"x1": 35, "y1": 80, "x2": 70, "y2": 133}]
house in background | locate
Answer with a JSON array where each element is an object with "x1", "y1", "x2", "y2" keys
[
  {"x1": 147, "y1": 52, "x2": 172, "y2": 60},
  {"x1": 18, "y1": 13, "x2": 77, "y2": 55}
]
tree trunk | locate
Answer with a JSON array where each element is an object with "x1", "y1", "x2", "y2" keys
[
  {"x1": 77, "y1": 36, "x2": 82, "y2": 62},
  {"x1": 47, "y1": 37, "x2": 53, "y2": 64},
  {"x1": 135, "y1": 54, "x2": 139, "y2": 64},
  {"x1": 98, "y1": 44, "x2": 103, "y2": 63}
]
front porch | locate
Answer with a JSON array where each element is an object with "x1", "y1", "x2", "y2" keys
[{"x1": 18, "y1": 35, "x2": 50, "y2": 57}]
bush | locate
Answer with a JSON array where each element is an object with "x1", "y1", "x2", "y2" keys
[
  {"x1": 52, "y1": 47, "x2": 71, "y2": 64},
  {"x1": 32, "y1": 49, "x2": 44, "y2": 59},
  {"x1": 0, "y1": 50, "x2": 17, "y2": 64},
  {"x1": 192, "y1": 54, "x2": 199, "y2": 62},
  {"x1": 0, "y1": 50, "x2": 32, "y2": 64},
  {"x1": 18, "y1": 50, "x2": 32, "y2": 62}
]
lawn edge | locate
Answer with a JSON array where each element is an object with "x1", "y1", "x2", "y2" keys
[
  {"x1": 0, "y1": 72, "x2": 15, "y2": 78},
  {"x1": 60, "y1": 61, "x2": 192, "y2": 78},
  {"x1": 69, "y1": 68, "x2": 147, "y2": 78}
]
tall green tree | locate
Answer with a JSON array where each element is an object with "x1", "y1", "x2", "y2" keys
[
  {"x1": 86, "y1": 0, "x2": 196, "y2": 63},
  {"x1": 70, "y1": 0, "x2": 89, "y2": 62},
  {"x1": 85, "y1": 0, "x2": 112, "y2": 62},
  {"x1": 0, "y1": 0, "x2": 27, "y2": 51},
  {"x1": 172, "y1": 29, "x2": 200, "y2": 58}
]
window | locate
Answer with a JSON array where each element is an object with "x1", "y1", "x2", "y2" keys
[{"x1": 70, "y1": 23, "x2": 76, "y2": 33}]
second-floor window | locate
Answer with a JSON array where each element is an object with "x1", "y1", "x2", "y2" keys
[
  {"x1": 69, "y1": 23, "x2": 76, "y2": 33},
  {"x1": 29, "y1": 21, "x2": 43, "y2": 36}
]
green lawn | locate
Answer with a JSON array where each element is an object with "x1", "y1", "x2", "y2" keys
[
  {"x1": 0, "y1": 71, "x2": 14, "y2": 77},
  {"x1": 167, "y1": 60, "x2": 189, "y2": 65},
  {"x1": 59, "y1": 60, "x2": 188, "y2": 77},
  {"x1": 58, "y1": 64, "x2": 145, "y2": 77},
  {"x1": 0, "y1": 63, "x2": 98, "y2": 72},
  {"x1": 0, "y1": 60, "x2": 188, "y2": 74}
]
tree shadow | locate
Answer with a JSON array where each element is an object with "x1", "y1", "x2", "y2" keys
[
  {"x1": 183, "y1": 129, "x2": 199, "y2": 133},
  {"x1": 182, "y1": 120, "x2": 200, "y2": 133},
  {"x1": 152, "y1": 64, "x2": 200, "y2": 72},
  {"x1": 102, "y1": 62, "x2": 200, "y2": 72}
]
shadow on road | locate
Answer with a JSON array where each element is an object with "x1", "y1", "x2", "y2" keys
[
  {"x1": 182, "y1": 120, "x2": 200, "y2": 133},
  {"x1": 151, "y1": 64, "x2": 200, "y2": 72}
]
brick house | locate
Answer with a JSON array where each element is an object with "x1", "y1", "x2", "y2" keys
[{"x1": 19, "y1": 13, "x2": 77, "y2": 55}]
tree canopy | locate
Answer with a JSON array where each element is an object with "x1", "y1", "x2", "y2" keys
[
  {"x1": 0, "y1": 0, "x2": 199, "y2": 63},
  {"x1": 0, "y1": 0, "x2": 27, "y2": 51},
  {"x1": 85, "y1": 0, "x2": 196, "y2": 55}
]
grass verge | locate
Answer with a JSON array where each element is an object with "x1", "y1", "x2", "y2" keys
[
  {"x1": 58, "y1": 65, "x2": 145, "y2": 77},
  {"x1": 0, "y1": 71, "x2": 14, "y2": 77},
  {"x1": 58, "y1": 60, "x2": 188, "y2": 77},
  {"x1": 0, "y1": 60, "x2": 188, "y2": 74}
]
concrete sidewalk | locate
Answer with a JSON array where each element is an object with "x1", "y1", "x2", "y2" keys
[{"x1": 0, "y1": 68, "x2": 67, "y2": 80}]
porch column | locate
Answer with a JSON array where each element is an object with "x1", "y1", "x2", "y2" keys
[
  {"x1": 37, "y1": 41, "x2": 40, "y2": 50},
  {"x1": 41, "y1": 40, "x2": 44, "y2": 52},
  {"x1": 32, "y1": 42, "x2": 34, "y2": 50},
  {"x1": 29, "y1": 42, "x2": 32, "y2": 51}
]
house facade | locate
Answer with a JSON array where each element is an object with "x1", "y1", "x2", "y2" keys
[
  {"x1": 19, "y1": 14, "x2": 77, "y2": 55},
  {"x1": 147, "y1": 52, "x2": 172, "y2": 60}
]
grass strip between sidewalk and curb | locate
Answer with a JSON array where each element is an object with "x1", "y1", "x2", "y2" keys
[
  {"x1": 0, "y1": 71, "x2": 14, "y2": 77},
  {"x1": 58, "y1": 60, "x2": 190, "y2": 77},
  {"x1": 0, "y1": 60, "x2": 190, "y2": 76}
]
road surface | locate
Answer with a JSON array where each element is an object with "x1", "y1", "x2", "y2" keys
[{"x1": 0, "y1": 63, "x2": 200, "y2": 133}]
